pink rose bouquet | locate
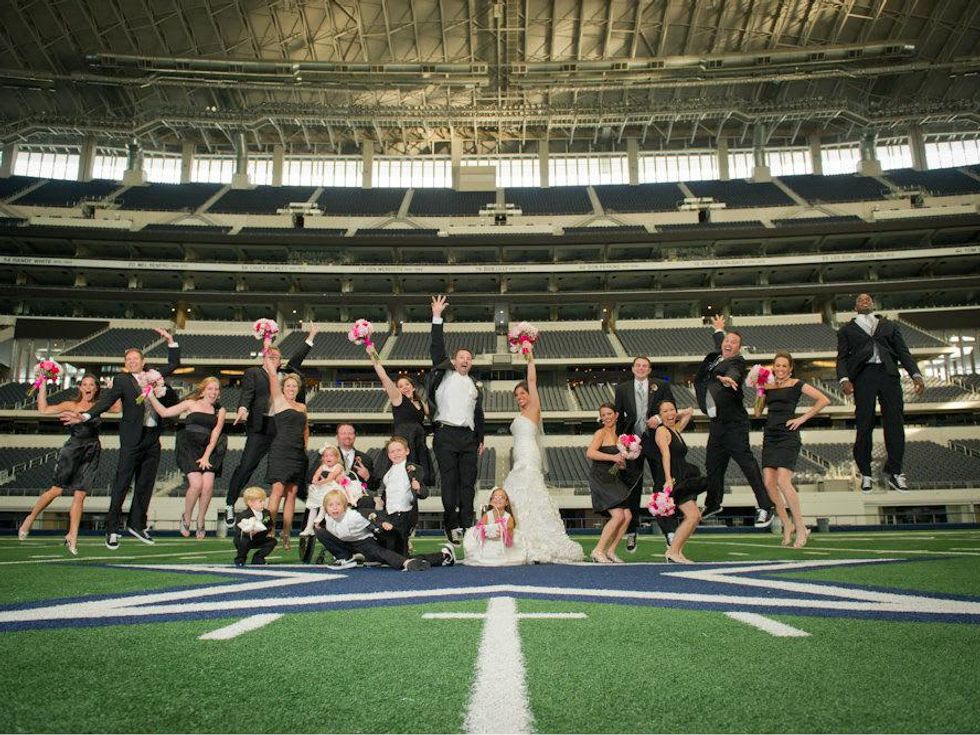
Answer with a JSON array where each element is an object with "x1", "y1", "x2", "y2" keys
[
  {"x1": 745, "y1": 364, "x2": 774, "y2": 413},
  {"x1": 28, "y1": 359, "x2": 61, "y2": 397},
  {"x1": 348, "y1": 319, "x2": 379, "y2": 362},
  {"x1": 647, "y1": 486, "x2": 676, "y2": 518},
  {"x1": 609, "y1": 433, "x2": 642, "y2": 476},
  {"x1": 507, "y1": 321, "x2": 539, "y2": 361},
  {"x1": 135, "y1": 369, "x2": 163, "y2": 405},
  {"x1": 253, "y1": 318, "x2": 280, "y2": 355}
]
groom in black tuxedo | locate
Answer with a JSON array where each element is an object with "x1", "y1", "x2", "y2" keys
[
  {"x1": 224, "y1": 324, "x2": 318, "y2": 526},
  {"x1": 694, "y1": 315, "x2": 774, "y2": 528},
  {"x1": 614, "y1": 356, "x2": 677, "y2": 551},
  {"x1": 428, "y1": 294, "x2": 485, "y2": 544},
  {"x1": 836, "y1": 293, "x2": 924, "y2": 493},
  {"x1": 63, "y1": 327, "x2": 180, "y2": 549}
]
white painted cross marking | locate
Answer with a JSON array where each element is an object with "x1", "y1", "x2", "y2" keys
[
  {"x1": 725, "y1": 611, "x2": 810, "y2": 637},
  {"x1": 199, "y1": 613, "x2": 283, "y2": 640},
  {"x1": 425, "y1": 596, "x2": 587, "y2": 734}
]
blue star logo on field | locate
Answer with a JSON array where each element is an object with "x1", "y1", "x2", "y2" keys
[{"x1": 1, "y1": 558, "x2": 979, "y2": 633}]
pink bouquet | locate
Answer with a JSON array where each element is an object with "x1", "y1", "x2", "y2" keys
[
  {"x1": 745, "y1": 364, "x2": 774, "y2": 413},
  {"x1": 337, "y1": 473, "x2": 367, "y2": 506},
  {"x1": 348, "y1": 319, "x2": 379, "y2": 362},
  {"x1": 609, "y1": 433, "x2": 642, "y2": 476},
  {"x1": 476, "y1": 517, "x2": 514, "y2": 547},
  {"x1": 507, "y1": 321, "x2": 539, "y2": 361},
  {"x1": 28, "y1": 359, "x2": 61, "y2": 397},
  {"x1": 253, "y1": 318, "x2": 279, "y2": 355},
  {"x1": 647, "y1": 486, "x2": 676, "y2": 517},
  {"x1": 135, "y1": 369, "x2": 163, "y2": 405}
]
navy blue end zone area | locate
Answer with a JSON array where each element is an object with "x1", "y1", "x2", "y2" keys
[{"x1": 2, "y1": 558, "x2": 979, "y2": 633}]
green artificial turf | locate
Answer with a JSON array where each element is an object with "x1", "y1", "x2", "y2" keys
[{"x1": 777, "y1": 557, "x2": 980, "y2": 597}]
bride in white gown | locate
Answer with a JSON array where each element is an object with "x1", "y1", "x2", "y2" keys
[{"x1": 465, "y1": 348, "x2": 583, "y2": 565}]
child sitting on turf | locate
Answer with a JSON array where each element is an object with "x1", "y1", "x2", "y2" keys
[
  {"x1": 233, "y1": 486, "x2": 277, "y2": 566},
  {"x1": 301, "y1": 444, "x2": 345, "y2": 537},
  {"x1": 313, "y1": 488, "x2": 455, "y2": 572},
  {"x1": 377, "y1": 436, "x2": 428, "y2": 555},
  {"x1": 463, "y1": 487, "x2": 528, "y2": 567}
]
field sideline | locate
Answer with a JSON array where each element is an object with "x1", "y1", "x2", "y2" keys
[{"x1": 2, "y1": 529, "x2": 979, "y2": 734}]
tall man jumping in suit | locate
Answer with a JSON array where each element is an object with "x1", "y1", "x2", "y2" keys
[
  {"x1": 695, "y1": 315, "x2": 775, "y2": 528},
  {"x1": 429, "y1": 294, "x2": 484, "y2": 545},
  {"x1": 614, "y1": 356, "x2": 677, "y2": 551},
  {"x1": 62, "y1": 327, "x2": 180, "y2": 549},
  {"x1": 224, "y1": 324, "x2": 318, "y2": 526},
  {"x1": 836, "y1": 293, "x2": 924, "y2": 493}
]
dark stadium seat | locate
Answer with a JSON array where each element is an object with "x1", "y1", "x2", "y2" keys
[
  {"x1": 116, "y1": 183, "x2": 224, "y2": 212},
  {"x1": 145, "y1": 333, "x2": 256, "y2": 359},
  {"x1": 315, "y1": 188, "x2": 407, "y2": 216},
  {"x1": 141, "y1": 224, "x2": 233, "y2": 233},
  {"x1": 209, "y1": 185, "x2": 317, "y2": 214},
  {"x1": 684, "y1": 180, "x2": 794, "y2": 209},
  {"x1": 504, "y1": 186, "x2": 592, "y2": 215},
  {"x1": 0, "y1": 175, "x2": 42, "y2": 201},
  {"x1": 592, "y1": 183, "x2": 684, "y2": 213},
  {"x1": 408, "y1": 189, "x2": 496, "y2": 217},
  {"x1": 387, "y1": 330, "x2": 495, "y2": 359},
  {"x1": 779, "y1": 174, "x2": 890, "y2": 203},
  {"x1": 276, "y1": 329, "x2": 390, "y2": 360},
  {"x1": 60, "y1": 328, "x2": 162, "y2": 357},
  {"x1": 12, "y1": 179, "x2": 120, "y2": 207},
  {"x1": 884, "y1": 168, "x2": 980, "y2": 197}
]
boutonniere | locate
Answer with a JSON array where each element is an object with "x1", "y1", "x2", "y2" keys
[
  {"x1": 406, "y1": 464, "x2": 417, "y2": 474},
  {"x1": 474, "y1": 380, "x2": 484, "y2": 390}
]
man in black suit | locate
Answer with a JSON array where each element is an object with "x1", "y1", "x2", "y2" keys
[
  {"x1": 62, "y1": 327, "x2": 180, "y2": 549},
  {"x1": 614, "y1": 355, "x2": 677, "y2": 551},
  {"x1": 694, "y1": 315, "x2": 774, "y2": 528},
  {"x1": 223, "y1": 324, "x2": 318, "y2": 526},
  {"x1": 428, "y1": 294, "x2": 485, "y2": 545},
  {"x1": 836, "y1": 293, "x2": 924, "y2": 493}
]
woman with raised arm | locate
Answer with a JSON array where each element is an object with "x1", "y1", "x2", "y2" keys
[
  {"x1": 264, "y1": 365, "x2": 309, "y2": 551},
  {"x1": 367, "y1": 345, "x2": 433, "y2": 485},
  {"x1": 653, "y1": 400, "x2": 708, "y2": 564},
  {"x1": 586, "y1": 402, "x2": 632, "y2": 563},
  {"x1": 18, "y1": 375, "x2": 107, "y2": 554},
  {"x1": 757, "y1": 351, "x2": 831, "y2": 548},
  {"x1": 146, "y1": 376, "x2": 227, "y2": 540},
  {"x1": 502, "y1": 349, "x2": 583, "y2": 563}
]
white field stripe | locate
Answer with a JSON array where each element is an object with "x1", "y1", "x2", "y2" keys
[
  {"x1": 517, "y1": 613, "x2": 587, "y2": 619},
  {"x1": 463, "y1": 597, "x2": 533, "y2": 735},
  {"x1": 726, "y1": 612, "x2": 810, "y2": 637},
  {"x1": 423, "y1": 613, "x2": 487, "y2": 619},
  {"x1": 728, "y1": 552, "x2": 750, "y2": 556},
  {"x1": 801, "y1": 550, "x2": 830, "y2": 555},
  {"x1": 199, "y1": 613, "x2": 282, "y2": 640},
  {"x1": 693, "y1": 540, "x2": 980, "y2": 557},
  {"x1": 0, "y1": 549, "x2": 230, "y2": 565}
]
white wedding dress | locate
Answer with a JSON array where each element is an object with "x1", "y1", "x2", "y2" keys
[{"x1": 501, "y1": 415, "x2": 583, "y2": 564}]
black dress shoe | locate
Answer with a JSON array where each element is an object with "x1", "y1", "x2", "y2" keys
[{"x1": 700, "y1": 505, "x2": 723, "y2": 520}]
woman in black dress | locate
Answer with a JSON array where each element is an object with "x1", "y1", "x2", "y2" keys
[
  {"x1": 756, "y1": 352, "x2": 830, "y2": 548},
  {"x1": 19, "y1": 375, "x2": 106, "y2": 555},
  {"x1": 264, "y1": 365, "x2": 308, "y2": 551},
  {"x1": 653, "y1": 401, "x2": 708, "y2": 564},
  {"x1": 148, "y1": 376, "x2": 227, "y2": 540},
  {"x1": 585, "y1": 402, "x2": 632, "y2": 563},
  {"x1": 367, "y1": 346, "x2": 433, "y2": 485}
]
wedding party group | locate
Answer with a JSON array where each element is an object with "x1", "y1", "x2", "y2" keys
[{"x1": 15, "y1": 292, "x2": 924, "y2": 567}]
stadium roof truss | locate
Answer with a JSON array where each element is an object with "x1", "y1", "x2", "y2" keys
[{"x1": 0, "y1": 0, "x2": 978, "y2": 154}]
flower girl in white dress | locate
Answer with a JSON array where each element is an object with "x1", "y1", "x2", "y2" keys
[{"x1": 463, "y1": 487, "x2": 527, "y2": 566}]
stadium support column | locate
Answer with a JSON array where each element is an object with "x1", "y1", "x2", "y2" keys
[
  {"x1": 362, "y1": 140, "x2": 374, "y2": 188},
  {"x1": 856, "y1": 129, "x2": 882, "y2": 176},
  {"x1": 908, "y1": 125, "x2": 927, "y2": 171},
  {"x1": 717, "y1": 138, "x2": 730, "y2": 181},
  {"x1": 78, "y1": 136, "x2": 96, "y2": 182},
  {"x1": 175, "y1": 302, "x2": 189, "y2": 330},
  {"x1": 539, "y1": 139, "x2": 549, "y2": 187},
  {"x1": 180, "y1": 143, "x2": 194, "y2": 184},
  {"x1": 627, "y1": 138, "x2": 639, "y2": 185},
  {"x1": 0, "y1": 143, "x2": 16, "y2": 176},
  {"x1": 272, "y1": 145, "x2": 284, "y2": 186},
  {"x1": 122, "y1": 140, "x2": 146, "y2": 186},
  {"x1": 231, "y1": 132, "x2": 250, "y2": 189},
  {"x1": 450, "y1": 134, "x2": 463, "y2": 189},
  {"x1": 751, "y1": 124, "x2": 771, "y2": 182},
  {"x1": 808, "y1": 135, "x2": 823, "y2": 175}
]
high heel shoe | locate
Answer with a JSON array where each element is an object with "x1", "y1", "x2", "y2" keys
[
  {"x1": 606, "y1": 553, "x2": 625, "y2": 563},
  {"x1": 63, "y1": 536, "x2": 78, "y2": 556},
  {"x1": 793, "y1": 527, "x2": 810, "y2": 549},
  {"x1": 179, "y1": 516, "x2": 191, "y2": 538},
  {"x1": 18, "y1": 518, "x2": 29, "y2": 541},
  {"x1": 589, "y1": 550, "x2": 610, "y2": 564},
  {"x1": 281, "y1": 534, "x2": 291, "y2": 552},
  {"x1": 781, "y1": 526, "x2": 794, "y2": 547},
  {"x1": 195, "y1": 526, "x2": 206, "y2": 540},
  {"x1": 664, "y1": 551, "x2": 692, "y2": 564}
]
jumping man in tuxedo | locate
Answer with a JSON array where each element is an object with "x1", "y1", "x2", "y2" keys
[
  {"x1": 429, "y1": 294, "x2": 485, "y2": 545},
  {"x1": 62, "y1": 327, "x2": 180, "y2": 549},
  {"x1": 836, "y1": 293, "x2": 924, "y2": 493},
  {"x1": 223, "y1": 324, "x2": 318, "y2": 526},
  {"x1": 694, "y1": 315, "x2": 775, "y2": 528},
  {"x1": 614, "y1": 356, "x2": 677, "y2": 551}
]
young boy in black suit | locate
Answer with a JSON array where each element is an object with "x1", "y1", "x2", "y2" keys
[{"x1": 234, "y1": 486, "x2": 277, "y2": 566}]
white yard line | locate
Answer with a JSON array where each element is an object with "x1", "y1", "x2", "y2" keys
[
  {"x1": 199, "y1": 613, "x2": 282, "y2": 640},
  {"x1": 0, "y1": 549, "x2": 230, "y2": 565},
  {"x1": 725, "y1": 612, "x2": 810, "y2": 637},
  {"x1": 463, "y1": 597, "x2": 533, "y2": 734},
  {"x1": 693, "y1": 540, "x2": 980, "y2": 557}
]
